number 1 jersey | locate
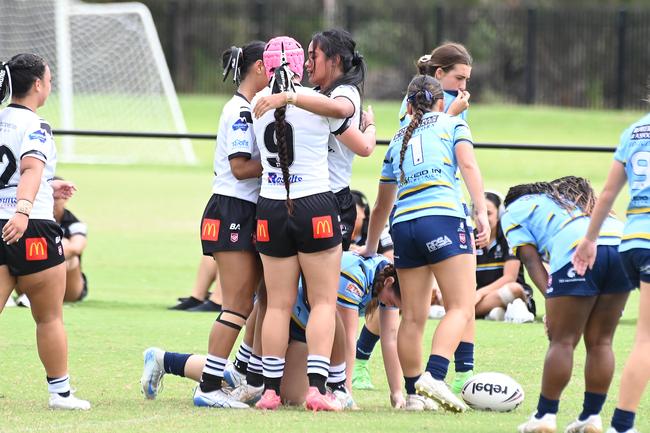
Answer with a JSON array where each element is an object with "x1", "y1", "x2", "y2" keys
[
  {"x1": 252, "y1": 85, "x2": 347, "y2": 200},
  {"x1": 0, "y1": 104, "x2": 56, "y2": 220}
]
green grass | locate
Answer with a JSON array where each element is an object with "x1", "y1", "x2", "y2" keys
[{"x1": 0, "y1": 97, "x2": 648, "y2": 433}]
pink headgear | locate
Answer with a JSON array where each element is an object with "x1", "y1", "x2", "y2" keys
[{"x1": 263, "y1": 36, "x2": 304, "y2": 80}]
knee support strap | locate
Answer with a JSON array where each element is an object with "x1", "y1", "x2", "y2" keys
[{"x1": 216, "y1": 309, "x2": 248, "y2": 331}]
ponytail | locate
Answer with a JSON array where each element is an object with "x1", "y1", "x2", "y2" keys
[
  {"x1": 0, "y1": 62, "x2": 11, "y2": 105},
  {"x1": 271, "y1": 64, "x2": 296, "y2": 214},
  {"x1": 222, "y1": 41, "x2": 265, "y2": 85}
]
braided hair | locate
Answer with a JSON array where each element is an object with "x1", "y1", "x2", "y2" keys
[
  {"x1": 504, "y1": 182, "x2": 554, "y2": 208},
  {"x1": 505, "y1": 176, "x2": 595, "y2": 216},
  {"x1": 0, "y1": 53, "x2": 47, "y2": 104},
  {"x1": 271, "y1": 63, "x2": 295, "y2": 214},
  {"x1": 399, "y1": 75, "x2": 443, "y2": 183},
  {"x1": 365, "y1": 263, "x2": 400, "y2": 318}
]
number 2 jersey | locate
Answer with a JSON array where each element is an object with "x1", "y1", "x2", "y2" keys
[
  {"x1": 212, "y1": 92, "x2": 261, "y2": 204},
  {"x1": 380, "y1": 111, "x2": 472, "y2": 225},
  {"x1": 501, "y1": 194, "x2": 622, "y2": 273},
  {"x1": 614, "y1": 112, "x2": 650, "y2": 252},
  {"x1": 252, "y1": 85, "x2": 347, "y2": 200},
  {"x1": 0, "y1": 104, "x2": 56, "y2": 220}
]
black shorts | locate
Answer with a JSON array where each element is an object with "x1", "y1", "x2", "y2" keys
[
  {"x1": 335, "y1": 187, "x2": 356, "y2": 251},
  {"x1": 256, "y1": 192, "x2": 342, "y2": 258},
  {"x1": 0, "y1": 219, "x2": 65, "y2": 276},
  {"x1": 201, "y1": 194, "x2": 256, "y2": 255},
  {"x1": 289, "y1": 317, "x2": 307, "y2": 343}
]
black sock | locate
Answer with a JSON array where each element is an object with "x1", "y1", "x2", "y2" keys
[
  {"x1": 199, "y1": 372, "x2": 222, "y2": 393},
  {"x1": 308, "y1": 373, "x2": 327, "y2": 394}
]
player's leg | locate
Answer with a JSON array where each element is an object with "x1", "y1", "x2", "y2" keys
[
  {"x1": 280, "y1": 339, "x2": 308, "y2": 406},
  {"x1": 299, "y1": 244, "x2": 343, "y2": 411},
  {"x1": 19, "y1": 262, "x2": 89, "y2": 410},
  {"x1": 474, "y1": 282, "x2": 526, "y2": 317},
  {"x1": 0, "y1": 265, "x2": 16, "y2": 314},
  {"x1": 329, "y1": 312, "x2": 356, "y2": 409},
  {"x1": 352, "y1": 311, "x2": 380, "y2": 390},
  {"x1": 62, "y1": 255, "x2": 85, "y2": 302}
]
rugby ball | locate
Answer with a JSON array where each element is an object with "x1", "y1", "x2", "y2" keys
[{"x1": 461, "y1": 372, "x2": 524, "y2": 412}]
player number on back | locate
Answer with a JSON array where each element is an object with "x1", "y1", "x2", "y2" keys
[
  {"x1": 263, "y1": 121, "x2": 295, "y2": 168},
  {"x1": 0, "y1": 145, "x2": 17, "y2": 187},
  {"x1": 630, "y1": 151, "x2": 650, "y2": 190},
  {"x1": 410, "y1": 135, "x2": 424, "y2": 166}
]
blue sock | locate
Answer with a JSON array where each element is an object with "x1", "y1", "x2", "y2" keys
[
  {"x1": 579, "y1": 391, "x2": 606, "y2": 421},
  {"x1": 356, "y1": 325, "x2": 380, "y2": 360},
  {"x1": 535, "y1": 394, "x2": 559, "y2": 418},
  {"x1": 454, "y1": 342, "x2": 474, "y2": 373},
  {"x1": 425, "y1": 354, "x2": 449, "y2": 381},
  {"x1": 611, "y1": 408, "x2": 635, "y2": 433},
  {"x1": 404, "y1": 375, "x2": 420, "y2": 395},
  {"x1": 163, "y1": 352, "x2": 192, "y2": 377}
]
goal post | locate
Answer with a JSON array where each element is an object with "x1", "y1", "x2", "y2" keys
[{"x1": 0, "y1": 0, "x2": 197, "y2": 165}]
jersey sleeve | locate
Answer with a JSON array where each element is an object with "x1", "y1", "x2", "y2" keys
[
  {"x1": 451, "y1": 118, "x2": 473, "y2": 147},
  {"x1": 613, "y1": 127, "x2": 630, "y2": 164},
  {"x1": 20, "y1": 119, "x2": 53, "y2": 163},
  {"x1": 500, "y1": 204, "x2": 538, "y2": 254},
  {"x1": 225, "y1": 107, "x2": 255, "y2": 160},
  {"x1": 337, "y1": 275, "x2": 365, "y2": 310},
  {"x1": 380, "y1": 147, "x2": 397, "y2": 184}
]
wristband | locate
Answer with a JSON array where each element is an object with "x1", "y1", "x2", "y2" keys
[
  {"x1": 16, "y1": 199, "x2": 32, "y2": 216},
  {"x1": 286, "y1": 91, "x2": 297, "y2": 105}
]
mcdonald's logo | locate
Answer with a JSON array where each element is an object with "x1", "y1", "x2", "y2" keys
[
  {"x1": 25, "y1": 237, "x2": 48, "y2": 261},
  {"x1": 201, "y1": 218, "x2": 220, "y2": 241},
  {"x1": 256, "y1": 219, "x2": 269, "y2": 242},
  {"x1": 312, "y1": 215, "x2": 333, "y2": 239}
]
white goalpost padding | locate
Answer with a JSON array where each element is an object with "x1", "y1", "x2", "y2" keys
[{"x1": 0, "y1": 0, "x2": 196, "y2": 164}]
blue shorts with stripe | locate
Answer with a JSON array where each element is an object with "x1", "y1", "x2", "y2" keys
[
  {"x1": 392, "y1": 215, "x2": 472, "y2": 268},
  {"x1": 547, "y1": 245, "x2": 634, "y2": 298},
  {"x1": 620, "y1": 248, "x2": 650, "y2": 288}
]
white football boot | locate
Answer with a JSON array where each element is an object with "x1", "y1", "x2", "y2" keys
[
  {"x1": 48, "y1": 392, "x2": 91, "y2": 410},
  {"x1": 140, "y1": 347, "x2": 165, "y2": 399},
  {"x1": 415, "y1": 371, "x2": 467, "y2": 412},
  {"x1": 518, "y1": 412, "x2": 557, "y2": 433}
]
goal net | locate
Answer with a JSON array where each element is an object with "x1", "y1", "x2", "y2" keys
[{"x1": 0, "y1": 0, "x2": 196, "y2": 164}]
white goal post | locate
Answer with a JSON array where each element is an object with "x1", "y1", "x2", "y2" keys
[{"x1": 0, "y1": 0, "x2": 197, "y2": 164}]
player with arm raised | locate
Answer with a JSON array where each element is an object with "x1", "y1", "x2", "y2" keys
[{"x1": 0, "y1": 53, "x2": 89, "y2": 410}]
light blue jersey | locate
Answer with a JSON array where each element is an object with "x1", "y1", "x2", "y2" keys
[
  {"x1": 614, "y1": 113, "x2": 650, "y2": 252},
  {"x1": 398, "y1": 90, "x2": 467, "y2": 128},
  {"x1": 291, "y1": 252, "x2": 390, "y2": 327},
  {"x1": 380, "y1": 112, "x2": 472, "y2": 225},
  {"x1": 501, "y1": 194, "x2": 622, "y2": 273}
]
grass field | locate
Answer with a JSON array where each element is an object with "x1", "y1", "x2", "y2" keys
[{"x1": 0, "y1": 97, "x2": 648, "y2": 433}]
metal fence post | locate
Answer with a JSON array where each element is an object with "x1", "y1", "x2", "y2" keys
[
  {"x1": 525, "y1": 8, "x2": 537, "y2": 104},
  {"x1": 345, "y1": 4, "x2": 354, "y2": 34},
  {"x1": 616, "y1": 9, "x2": 627, "y2": 109},
  {"x1": 435, "y1": 5, "x2": 444, "y2": 46}
]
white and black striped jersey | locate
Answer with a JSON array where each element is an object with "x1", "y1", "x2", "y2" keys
[
  {"x1": 252, "y1": 85, "x2": 347, "y2": 200},
  {"x1": 326, "y1": 85, "x2": 360, "y2": 193},
  {"x1": 212, "y1": 92, "x2": 261, "y2": 204},
  {"x1": 0, "y1": 104, "x2": 56, "y2": 220}
]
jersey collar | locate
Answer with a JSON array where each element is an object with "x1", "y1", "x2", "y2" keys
[{"x1": 7, "y1": 103, "x2": 33, "y2": 112}]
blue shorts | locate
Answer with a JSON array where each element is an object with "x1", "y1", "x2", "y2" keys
[
  {"x1": 547, "y1": 245, "x2": 634, "y2": 298},
  {"x1": 289, "y1": 317, "x2": 306, "y2": 343},
  {"x1": 392, "y1": 215, "x2": 472, "y2": 268},
  {"x1": 620, "y1": 248, "x2": 650, "y2": 288}
]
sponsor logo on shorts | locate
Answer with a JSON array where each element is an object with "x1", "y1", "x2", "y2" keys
[
  {"x1": 230, "y1": 233, "x2": 239, "y2": 243},
  {"x1": 426, "y1": 235, "x2": 452, "y2": 252},
  {"x1": 229, "y1": 223, "x2": 241, "y2": 230},
  {"x1": 26, "y1": 237, "x2": 48, "y2": 261},
  {"x1": 267, "y1": 173, "x2": 303, "y2": 185},
  {"x1": 201, "y1": 218, "x2": 220, "y2": 241},
  {"x1": 28, "y1": 129, "x2": 47, "y2": 143},
  {"x1": 459, "y1": 232, "x2": 466, "y2": 244},
  {"x1": 557, "y1": 266, "x2": 586, "y2": 284},
  {"x1": 312, "y1": 216, "x2": 334, "y2": 239},
  {"x1": 232, "y1": 118, "x2": 249, "y2": 132},
  {"x1": 639, "y1": 264, "x2": 650, "y2": 274},
  {"x1": 256, "y1": 220, "x2": 270, "y2": 242}
]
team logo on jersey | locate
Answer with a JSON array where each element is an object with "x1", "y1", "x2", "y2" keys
[
  {"x1": 312, "y1": 216, "x2": 334, "y2": 239},
  {"x1": 25, "y1": 237, "x2": 48, "y2": 261},
  {"x1": 28, "y1": 129, "x2": 47, "y2": 143},
  {"x1": 201, "y1": 218, "x2": 220, "y2": 241},
  {"x1": 631, "y1": 124, "x2": 650, "y2": 140},
  {"x1": 256, "y1": 220, "x2": 270, "y2": 242},
  {"x1": 267, "y1": 173, "x2": 303, "y2": 185},
  {"x1": 346, "y1": 282, "x2": 364, "y2": 299},
  {"x1": 232, "y1": 118, "x2": 249, "y2": 132},
  {"x1": 232, "y1": 139, "x2": 249, "y2": 149}
]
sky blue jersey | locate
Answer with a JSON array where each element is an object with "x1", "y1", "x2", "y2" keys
[
  {"x1": 291, "y1": 252, "x2": 390, "y2": 328},
  {"x1": 380, "y1": 112, "x2": 473, "y2": 225},
  {"x1": 501, "y1": 194, "x2": 622, "y2": 273},
  {"x1": 398, "y1": 90, "x2": 468, "y2": 128},
  {"x1": 614, "y1": 113, "x2": 650, "y2": 252}
]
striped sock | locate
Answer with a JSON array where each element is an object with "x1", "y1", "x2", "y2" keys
[
  {"x1": 200, "y1": 354, "x2": 227, "y2": 392},
  {"x1": 307, "y1": 355, "x2": 330, "y2": 394},
  {"x1": 47, "y1": 375, "x2": 71, "y2": 397},
  {"x1": 327, "y1": 362, "x2": 346, "y2": 391},
  {"x1": 246, "y1": 353, "x2": 264, "y2": 387},
  {"x1": 262, "y1": 356, "x2": 285, "y2": 393},
  {"x1": 233, "y1": 342, "x2": 252, "y2": 375}
]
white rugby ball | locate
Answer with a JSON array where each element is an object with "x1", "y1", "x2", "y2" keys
[{"x1": 461, "y1": 372, "x2": 524, "y2": 412}]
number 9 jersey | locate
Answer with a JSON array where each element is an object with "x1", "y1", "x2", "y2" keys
[
  {"x1": 252, "y1": 85, "x2": 348, "y2": 200},
  {"x1": 0, "y1": 104, "x2": 56, "y2": 220},
  {"x1": 614, "y1": 112, "x2": 650, "y2": 252}
]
